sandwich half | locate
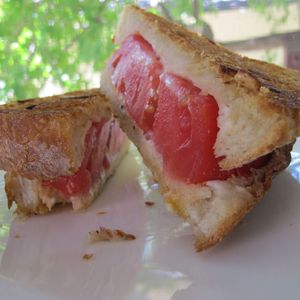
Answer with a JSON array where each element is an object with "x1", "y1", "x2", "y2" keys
[
  {"x1": 0, "y1": 89, "x2": 128, "y2": 215},
  {"x1": 101, "y1": 5, "x2": 300, "y2": 251}
]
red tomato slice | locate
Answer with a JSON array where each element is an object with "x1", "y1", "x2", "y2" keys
[
  {"x1": 153, "y1": 73, "x2": 235, "y2": 183},
  {"x1": 111, "y1": 34, "x2": 162, "y2": 132}
]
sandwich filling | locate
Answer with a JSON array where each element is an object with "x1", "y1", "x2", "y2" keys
[
  {"x1": 43, "y1": 119, "x2": 125, "y2": 198},
  {"x1": 111, "y1": 34, "x2": 268, "y2": 184}
]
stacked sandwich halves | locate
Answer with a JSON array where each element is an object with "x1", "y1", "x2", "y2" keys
[{"x1": 1, "y1": 6, "x2": 299, "y2": 251}]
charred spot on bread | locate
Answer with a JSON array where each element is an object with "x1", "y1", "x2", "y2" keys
[
  {"x1": 25, "y1": 104, "x2": 37, "y2": 110},
  {"x1": 219, "y1": 64, "x2": 238, "y2": 76}
]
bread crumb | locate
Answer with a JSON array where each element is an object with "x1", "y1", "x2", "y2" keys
[
  {"x1": 82, "y1": 253, "x2": 93, "y2": 260},
  {"x1": 89, "y1": 227, "x2": 136, "y2": 243},
  {"x1": 96, "y1": 211, "x2": 107, "y2": 215},
  {"x1": 14, "y1": 234, "x2": 20, "y2": 239},
  {"x1": 145, "y1": 201, "x2": 155, "y2": 206}
]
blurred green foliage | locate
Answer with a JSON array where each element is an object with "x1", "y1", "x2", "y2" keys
[
  {"x1": 0, "y1": 0, "x2": 137, "y2": 100},
  {"x1": 0, "y1": 0, "x2": 293, "y2": 101}
]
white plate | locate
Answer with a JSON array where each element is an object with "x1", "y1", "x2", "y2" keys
[{"x1": 0, "y1": 141, "x2": 299, "y2": 300}]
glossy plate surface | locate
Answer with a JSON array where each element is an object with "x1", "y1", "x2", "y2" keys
[{"x1": 0, "y1": 140, "x2": 299, "y2": 300}]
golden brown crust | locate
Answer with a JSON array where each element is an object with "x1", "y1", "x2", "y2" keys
[
  {"x1": 126, "y1": 5, "x2": 300, "y2": 110},
  {"x1": 0, "y1": 89, "x2": 111, "y2": 179}
]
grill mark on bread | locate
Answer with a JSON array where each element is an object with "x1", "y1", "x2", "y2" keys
[{"x1": 60, "y1": 95, "x2": 96, "y2": 100}]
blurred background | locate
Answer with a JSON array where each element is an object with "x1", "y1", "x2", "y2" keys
[{"x1": 0, "y1": 0, "x2": 299, "y2": 102}]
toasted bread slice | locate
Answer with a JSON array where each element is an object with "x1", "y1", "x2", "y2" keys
[
  {"x1": 0, "y1": 89, "x2": 129, "y2": 215},
  {"x1": 104, "y1": 5, "x2": 300, "y2": 169},
  {"x1": 101, "y1": 6, "x2": 299, "y2": 251},
  {"x1": 0, "y1": 89, "x2": 111, "y2": 179}
]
